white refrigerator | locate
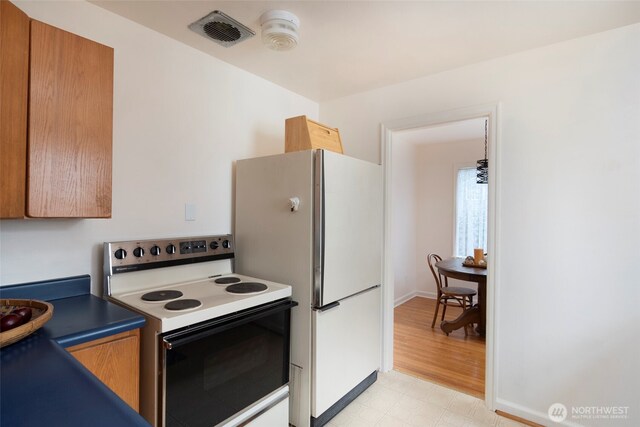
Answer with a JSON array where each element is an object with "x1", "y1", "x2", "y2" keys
[{"x1": 235, "y1": 149, "x2": 382, "y2": 427}]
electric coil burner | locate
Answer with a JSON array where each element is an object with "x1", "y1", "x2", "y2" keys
[
  {"x1": 214, "y1": 276, "x2": 242, "y2": 285},
  {"x1": 141, "y1": 290, "x2": 183, "y2": 302},
  {"x1": 226, "y1": 282, "x2": 268, "y2": 294},
  {"x1": 103, "y1": 234, "x2": 294, "y2": 427},
  {"x1": 164, "y1": 299, "x2": 202, "y2": 311}
]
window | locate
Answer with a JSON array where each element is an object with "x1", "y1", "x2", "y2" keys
[{"x1": 454, "y1": 167, "x2": 488, "y2": 257}]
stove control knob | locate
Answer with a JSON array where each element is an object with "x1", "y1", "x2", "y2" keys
[
  {"x1": 166, "y1": 244, "x2": 176, "y2": 255},
  {"x1": 209, "y1": 241, "x2": 219, "y2": 250},
  {"x1": 150, "y1": 245, "x2": 161, "y2": 256},
  {"x1": 114, "y1": 249, "x2": 127, "y2": 260},
  {"x1": 133, "y1": 247, "x2": 145, "y2": 258},
  {"x1": 222, "y1": 239, "x2": 231, "y2": 249}
]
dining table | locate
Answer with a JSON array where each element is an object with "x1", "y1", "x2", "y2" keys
[{"x1": 435, "y1": 257, "x2": 487, "y2": 336}]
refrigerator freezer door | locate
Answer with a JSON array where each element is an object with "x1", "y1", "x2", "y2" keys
[
  {"x1": 317, "y1": 150, "x2": 383, "y2": 306},
  {"x1": 235, "y1": 150, "x2": 315, "y2": 427},
  {"x1": 311, "y1": 286, "x2": 380, "y2": 417}
]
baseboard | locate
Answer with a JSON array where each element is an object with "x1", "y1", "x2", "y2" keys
[
  {"x1": 495, "y1": 399, "x2": 549, "y2": 426},
  {"x1": 415, "y1": 291, "x2": 437, "y2": 300},
  {"x1": 394, "y1": 291, "x2": 437, "y2": 307},
  {"x1": 495, "y1": 410, "x2": 544, "y2": 427},
  {"x1": 394, "y1": 292, "x2": 416, "y2": 307}
]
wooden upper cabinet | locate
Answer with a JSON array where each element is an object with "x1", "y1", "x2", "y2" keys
[
  {"x1": 27, "y1": 20, "x2": 113, "y2": 218},
  {"x1": 0, "y1": 0, "x2": 29, "y2": 218}
]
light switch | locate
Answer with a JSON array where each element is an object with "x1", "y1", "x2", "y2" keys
[{"x1": 185, "y1": 203, "x2": 196, "y2": 221}]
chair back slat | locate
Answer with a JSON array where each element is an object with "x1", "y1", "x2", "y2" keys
[{"x1": 427, "y1": 253, "x2": 445, "y2": 292}]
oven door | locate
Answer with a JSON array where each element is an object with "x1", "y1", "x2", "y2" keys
[{"x1": 160, "y1": 298, "x2": 296, "y2": 427}]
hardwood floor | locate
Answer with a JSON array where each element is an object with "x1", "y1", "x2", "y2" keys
[{"x1": 394, "y1": 296, "x2": 485, "y2": 398}]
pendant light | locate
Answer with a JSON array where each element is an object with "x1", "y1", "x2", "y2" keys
[{"x1": 476, "y1": 119, "x2": 488, "y2": 184}]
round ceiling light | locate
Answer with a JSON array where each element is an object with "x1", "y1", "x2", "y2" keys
[{"x1": 259, "y1": 10, "x2": 300, "y2": 51}]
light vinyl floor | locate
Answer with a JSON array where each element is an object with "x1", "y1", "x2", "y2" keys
[{"x1": 325, "y1": 370, "x2": 526, "y2": 427}]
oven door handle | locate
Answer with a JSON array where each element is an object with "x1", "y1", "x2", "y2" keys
[{"x1": 162, "y1": 299, "x2": 298, "y2": 350}]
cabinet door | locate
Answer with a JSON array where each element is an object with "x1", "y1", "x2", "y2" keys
[
  {"x1": 27, "y1": 20, "x2": 113, "y2": 218},
  {"x1": 68, "y1": 330, "x2": 140, "y2": 411},
  {"x1": 0, "y1": 1, "x2": 29, "y2": 218}
]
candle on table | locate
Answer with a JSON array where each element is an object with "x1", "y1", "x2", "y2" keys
[{"x1": 473, "y1": 248, "x2": 484, "y2": 265}]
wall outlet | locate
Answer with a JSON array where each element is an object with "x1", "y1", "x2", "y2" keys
[{"x1": 185, "y1": 203, "x2": 196, "y2": 221}]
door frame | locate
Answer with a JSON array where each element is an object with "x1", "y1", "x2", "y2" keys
[{"x1": 379, "y1": 102, "x2": 501, "y2": 409}]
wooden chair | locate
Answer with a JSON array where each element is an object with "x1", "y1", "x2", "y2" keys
[{"x1": 427, "y1": 253, "x2": 477, "y2": 334}]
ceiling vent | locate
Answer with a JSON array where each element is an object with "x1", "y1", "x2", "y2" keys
[{"x1": 189, "y1": 10, "x2": 255, "y2": 47}]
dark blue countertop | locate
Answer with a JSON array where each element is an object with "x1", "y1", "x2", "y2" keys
[
  {"x1": 0, "y1": 275, "x2": 149, "y2": 427},
  {"x1": 43, "y1": 294, "x2": 146, "y2": 348}
]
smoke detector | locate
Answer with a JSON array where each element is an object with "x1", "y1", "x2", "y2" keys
[
  {"x1": 189, "y1": 10, "x2": 255, "y2": 47},
  {"x1": 259, "y1": 10, "x2": 300, "y2": 51}
]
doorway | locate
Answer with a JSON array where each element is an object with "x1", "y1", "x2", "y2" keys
[{"x1": 380, "y1": 103, "x2": 500, "y2": 408}]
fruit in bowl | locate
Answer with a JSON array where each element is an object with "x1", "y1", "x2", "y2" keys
[
  {"x1": 0, "y1": 307, "x2": 32, "y2": 331},
  {"x1": 12, "y1": 306, "x2": 32, "y2": 322},
  {"x1": 0, "y1": 299, "x2": 53, "y2": 348},
  {"x1": 0, "y1": 313, "x2": 23, "y2": 332}
]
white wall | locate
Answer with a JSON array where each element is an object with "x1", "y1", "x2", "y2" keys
[
  {"x1": 0, "y1": 1, "x2": 317, "y2": 291},
  {"x1": 321, "y1": 24, "x2": 640, "y2": 426},
  {"x1": 390, "y1": 136, "x2": 418, "y2": 305},
  {"x1": 415, "y1": 139, "x2": 483, "y2": 298},
  {"x1": 392, "y1": 136, "x2": 483, "y2": 305}
]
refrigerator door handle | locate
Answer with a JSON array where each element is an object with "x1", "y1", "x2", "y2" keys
[
  {"x1": 313, "y1": 301, "x2": 340, "y2": 312},
  {"x1": 339, "y1": 284, "x2": 381, "y2": 302},
  {"x1": 313, "y1": 149, "x2": 325, "y2": 308},
  {"x1": 313, "y1": 284, "x2": 380, "y2": 312}
]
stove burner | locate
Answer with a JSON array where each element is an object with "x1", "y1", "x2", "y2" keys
[
  {"x1": 164, "y1": 299, "x2": 202, "y2": 311},
  {"x1": 141, "y1": 290, "x2": 183, "y2": 302},
  {"x1": 214, "y1": 277, "x2": 242, "y2": 285},
  {"x1": 225, "y1": 282, "x2": 268, "y2": 295}
]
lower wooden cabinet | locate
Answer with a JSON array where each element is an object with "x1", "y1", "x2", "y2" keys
[{"x1": 67, "y1": 329, "x2": 140, "y2": 412}]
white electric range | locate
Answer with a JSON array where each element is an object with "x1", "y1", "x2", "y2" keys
[{"x1": 104, "y1": 234, "x2": 294, "y2": 427}]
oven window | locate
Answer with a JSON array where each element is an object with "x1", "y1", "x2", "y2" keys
[{"x1": 164, "y1": 306, "x2": 290, "y2": 427}]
